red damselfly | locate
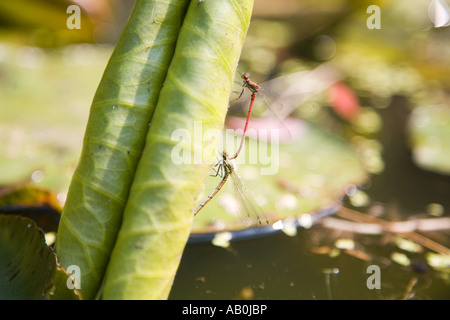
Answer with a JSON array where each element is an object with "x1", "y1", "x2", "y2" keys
[
  {"x1": 228, "y1": 73, "x2": 260, "y2": 160},
  {"x1": 228, "y1": 65, "x2": 340, "y2": 154}
]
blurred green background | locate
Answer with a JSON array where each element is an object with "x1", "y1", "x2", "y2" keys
[{"x1": 0, "y1": 0, "x2": 449, "y2": 299}]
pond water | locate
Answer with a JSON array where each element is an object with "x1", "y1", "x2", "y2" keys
[{"x1": 170, "y1": 222, "x2": 449, "y2": 300}]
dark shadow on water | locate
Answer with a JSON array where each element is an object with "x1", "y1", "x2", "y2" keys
[{"x1": 370, "y1": 95, "x2": 450, "y2": 214}]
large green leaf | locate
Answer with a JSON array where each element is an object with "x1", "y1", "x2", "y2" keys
[
  {"x1": 0, "y1": 215, "x2": 55, "y2": 300},
  {"x1": 101, "y1": 0, "x2": 254, "y2": 299},
  {"x1": 55, "y1": 0, "x2": 191, "y2": 299}
]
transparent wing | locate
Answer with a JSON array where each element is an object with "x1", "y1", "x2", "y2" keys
[
  {"x1": 229, "y1": 168, "x2": 269, "y2": 227},
  {"x1": 231, "y1": 64, "x2": 340, "y2": 120}
]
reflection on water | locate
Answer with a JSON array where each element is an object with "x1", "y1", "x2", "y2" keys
[{"x1": 170, "y1": 223, "x2": 449, "y2": 299}]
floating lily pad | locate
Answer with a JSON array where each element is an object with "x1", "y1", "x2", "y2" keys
[
  {"x1": 409, "y1": 105, "x2": 450, "y2": 175},
  {"x1": 0, "y1": 183, "x2": 62, "y2": 232},
  {"x1": 45, "y1": 263, "x2": 82, "y2": 300},
  {"x1": 0, "y1": 43, "x2": 111, "y2": 193},
  {"x1": 0, "y1": 215, "x2": 55, "y2": 299}
]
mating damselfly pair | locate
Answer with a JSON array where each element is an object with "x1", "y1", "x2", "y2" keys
[
  {"x1": 192, "y1": 65, "x2": 346, "y2": 228},
  {"x1": 193, "y1": 72, "x2": 271, "y2": 227}
]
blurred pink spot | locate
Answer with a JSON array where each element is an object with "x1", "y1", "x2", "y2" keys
[
  {"x1": 226, "y1": 116, "x2": 306, "y2": 143},
  {"x1": 327, "y1": 82, "x2": 360, "y2": 121}
]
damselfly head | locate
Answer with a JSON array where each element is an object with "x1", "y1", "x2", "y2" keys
[{"x1": 222, "y1": 151, "x2": 229, "y2": 160}]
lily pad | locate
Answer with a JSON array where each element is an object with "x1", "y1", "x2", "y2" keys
[
  {"x1": 0, "y1": 215, "x2": 55, "y2": 299},
  {"x1": 409, "y1": 105, "x2": 450, "y2": 175},
  {"x1": 0, "y1": 183, "x2": 61, "y2": 233},
  {"x1": 192, "y1": 120, "x2": 368, "y2": 233},
  {"x1": 0, "y1": 43, "x2": 110, "y2": 193},
  {"x1": 45, "y1": 263, "x2": 82, "y2": 300}
]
